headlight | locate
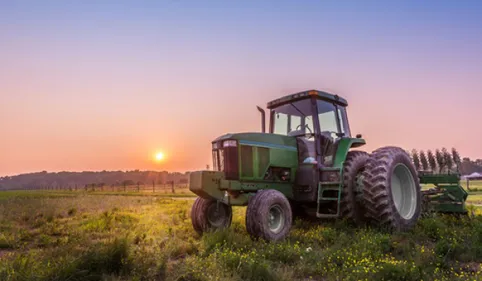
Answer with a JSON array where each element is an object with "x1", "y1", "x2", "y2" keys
[{"x1": 223, "y1": 140, "x2": 237, "y2": 147}]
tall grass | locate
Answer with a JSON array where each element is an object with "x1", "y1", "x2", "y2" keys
[{"x1": 0, "y1": 192, "x2": 481, "y2": 280}]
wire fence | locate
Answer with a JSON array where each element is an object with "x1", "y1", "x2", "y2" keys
[{"x1": 37, "y1": 182, "x2": 189, "y2": 194}]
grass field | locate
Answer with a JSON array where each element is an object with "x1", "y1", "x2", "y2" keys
[
  {"x1": 0, "y1": 191, "x2": 481, "y2": 281},
  {"x1": 462, "y1": 180, "x2": 482, "y2": 192},
  {"x1": 468, "y1": 192, "x2": 482, "y2": 205}
]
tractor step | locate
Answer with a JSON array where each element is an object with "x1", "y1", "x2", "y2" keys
[
  {"x1": 316, "y1": 213, "x2": 339, "y2": 219},
  {"x1": 319, "y1": 197, "x2": 338, "y2": 201},
  {"x1": 316, "y1": 166, "x2": 345, "y2": 218},
  {"x1": 319, "y1": 182, "x2": 341, "y2": 186},
  {"x1": 319, "y1": 185, "x2": 341, "y2": 191},
  {"x1": 318, "y1": 182, "x2": 342, "y2": 200}
]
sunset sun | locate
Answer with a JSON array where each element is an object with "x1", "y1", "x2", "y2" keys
[{"x1": 155, "y1": 152, "x2": 164, "y2": 162}]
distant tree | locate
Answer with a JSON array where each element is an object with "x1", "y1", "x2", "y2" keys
[
  {"x1": 0, "y1": 170, "x2": 189, "y2": 192},
  {"x1": 442, "y1": 148, "x2": 453, "y2": 173},
  {"x1": 122, "y1": 180, "x2": 135, "y2": 186},
  {"x1": 420, "y1": 151, "x2": 429, "y2": 171},
  {"x1": 427, "y1": 150, "x2": 437, "y2": 172},
  {"x1": 452, "y1": 148, "x2": 461, "y2": 167},
  {"x1": 122, "y1": 180, "x2": 135, "y2": 192},
  {"x1": 411, "y1": 149, "x2": 421, "y2": 171},
  {"x1": 435, "y1": 149, "x2": 445, "y2": 173},
  {"x1": 136, "y1": 181, "x2": 144, "y2": 192}
]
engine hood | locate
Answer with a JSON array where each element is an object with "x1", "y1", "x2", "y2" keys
[{"x1": 213, "y1": 132, "x2": 297, "y2": 150}]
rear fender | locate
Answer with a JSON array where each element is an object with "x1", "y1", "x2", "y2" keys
[{"x1": 332, "y1": 138, "x2": 366, "y2": 168}]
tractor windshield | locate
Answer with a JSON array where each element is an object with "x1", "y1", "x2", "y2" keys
[{"x1": 271, "y1": 99, "x2": 314, "y2": 136}]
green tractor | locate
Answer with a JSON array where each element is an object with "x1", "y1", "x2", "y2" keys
[{"x1": 189, "y1": 89, "x2": 466, "y2": 241}]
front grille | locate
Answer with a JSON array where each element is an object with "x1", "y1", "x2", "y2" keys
[
  {"x1": 224, "y1": 146, "x2": 239, "y2": 180},
  {"x1": 241, "y1": 145, "x2": 254, "y2": 177},
  {"x1": 258, "y1": 147, "x2": 270, "y2": 177},
  {"x1": 218, "y1": 148, "x2": 225, "y2": 171},
  {"x1": 212, "y1": 141, "x2": 239, "y2": 180},
  {"x1": 212, "y1": 150, "x2": 219, "y2": 171}
]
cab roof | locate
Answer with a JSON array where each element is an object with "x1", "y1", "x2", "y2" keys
[{"x1": 266, "y1": 89, "x2": 348, "y2": 109}]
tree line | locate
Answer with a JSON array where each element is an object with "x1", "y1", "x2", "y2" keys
[
  {"x1": 409, "y1": 148, "x2": 461, "y2": 173},
  {"x1": 0, "y1": 170, "x2": 190, "y2": 191},
  {"x1": 409, "y1": 147, "x2": 482, "y2": 175}
]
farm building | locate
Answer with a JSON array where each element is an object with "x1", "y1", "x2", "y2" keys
[{"x1": 462, "y1": 172, "x2": 482, "y2": 180}]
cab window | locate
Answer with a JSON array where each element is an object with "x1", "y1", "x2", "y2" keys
[
  {"x1": 316, "y1": 100, "x2": 351, "y2": 138},
  {"x1": 317, "y1": 100, "x2": 339, "y2": 138},
  {"x1": 272, "y1": 99, "x2": 313, "y2": 135}
]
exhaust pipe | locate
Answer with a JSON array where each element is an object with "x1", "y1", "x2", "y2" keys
[{"x1": 256, "y1": 106, "x2": 266, "y2": 133}]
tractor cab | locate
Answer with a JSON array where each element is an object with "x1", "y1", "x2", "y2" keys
[
  {"x1": 266, "y1": 90, "x2": 362, "y2": 217},
  {"x1": 267, "y1": 90, "x2": 352, "y2": 167}
]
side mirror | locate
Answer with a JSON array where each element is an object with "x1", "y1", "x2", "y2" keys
[
  {"x1": 356, "y1": 133, "x2": 362, "y2": 138},
  {"x1": 256, "y1": 106, "x2": 266, "y2": 133}
]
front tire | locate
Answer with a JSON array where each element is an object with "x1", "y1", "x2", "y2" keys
[
  {"x1": 246, "y1": 189, "x2": 292, "y2": 241},
  {"x1": 191, "y1": 197, "x2": 232, "y2": 235},
  {"x1": 362, "y1": 146, "x2": 421, "y2": 231}
]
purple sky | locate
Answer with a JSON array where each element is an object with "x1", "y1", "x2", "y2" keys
[{"x1": 1, "y1": 1, "x2": 482, "y2": 175}]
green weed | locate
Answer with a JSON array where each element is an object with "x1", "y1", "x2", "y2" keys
[{"x1": 0, "y1": 191, "x2": 481, "y2": 281}]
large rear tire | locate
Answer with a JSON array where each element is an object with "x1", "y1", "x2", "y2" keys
[
  {"x1": 191, "y1": 197, "x2": 232, "y2": 235},
  {"x1": 362, "y1": 146, "x2": 421, "y2": 231},
  {"x1": 246, "y1": 189, "x2": 292, "y2": 241},
  {"x1": 340, "y1": 150, "x2": 369, "y2": 225}
]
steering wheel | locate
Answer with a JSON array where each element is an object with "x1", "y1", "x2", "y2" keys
[
  {"x1": 296, "y1": 124, "x2": 313, "y2": 134},
  {"x1": 290, "y1": 124, "x2": 314, "y2": 139}
]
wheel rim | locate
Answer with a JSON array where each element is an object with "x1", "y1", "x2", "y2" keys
[
  {"x1": 268, "y1": 204, "x2": 285, "y2": 233},
  {"x1": 207, "y1": 203, "x2": 227, "y2": 227},
  {"x1": 391, "y1": 164, "x2": 417, "y2": 219}
]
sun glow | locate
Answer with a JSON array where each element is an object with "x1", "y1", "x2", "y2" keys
[{"x1": 155, "y1": 152, "x2": 164, "y2": 162}]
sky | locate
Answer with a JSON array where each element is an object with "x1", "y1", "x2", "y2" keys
[{"x1": 1, "y1": 1, "x2": 482, "y2": 176}]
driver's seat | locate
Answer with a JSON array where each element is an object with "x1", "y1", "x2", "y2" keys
[
  {"x1": 296, "y1": 138, "x2": 316, "y2": 163},
  {"x1": 293, "y1": 131, "x2": 339, "y2": 167},
  {"x1": 321, "y1": 136, "x2": 341, "y2": 166}
]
